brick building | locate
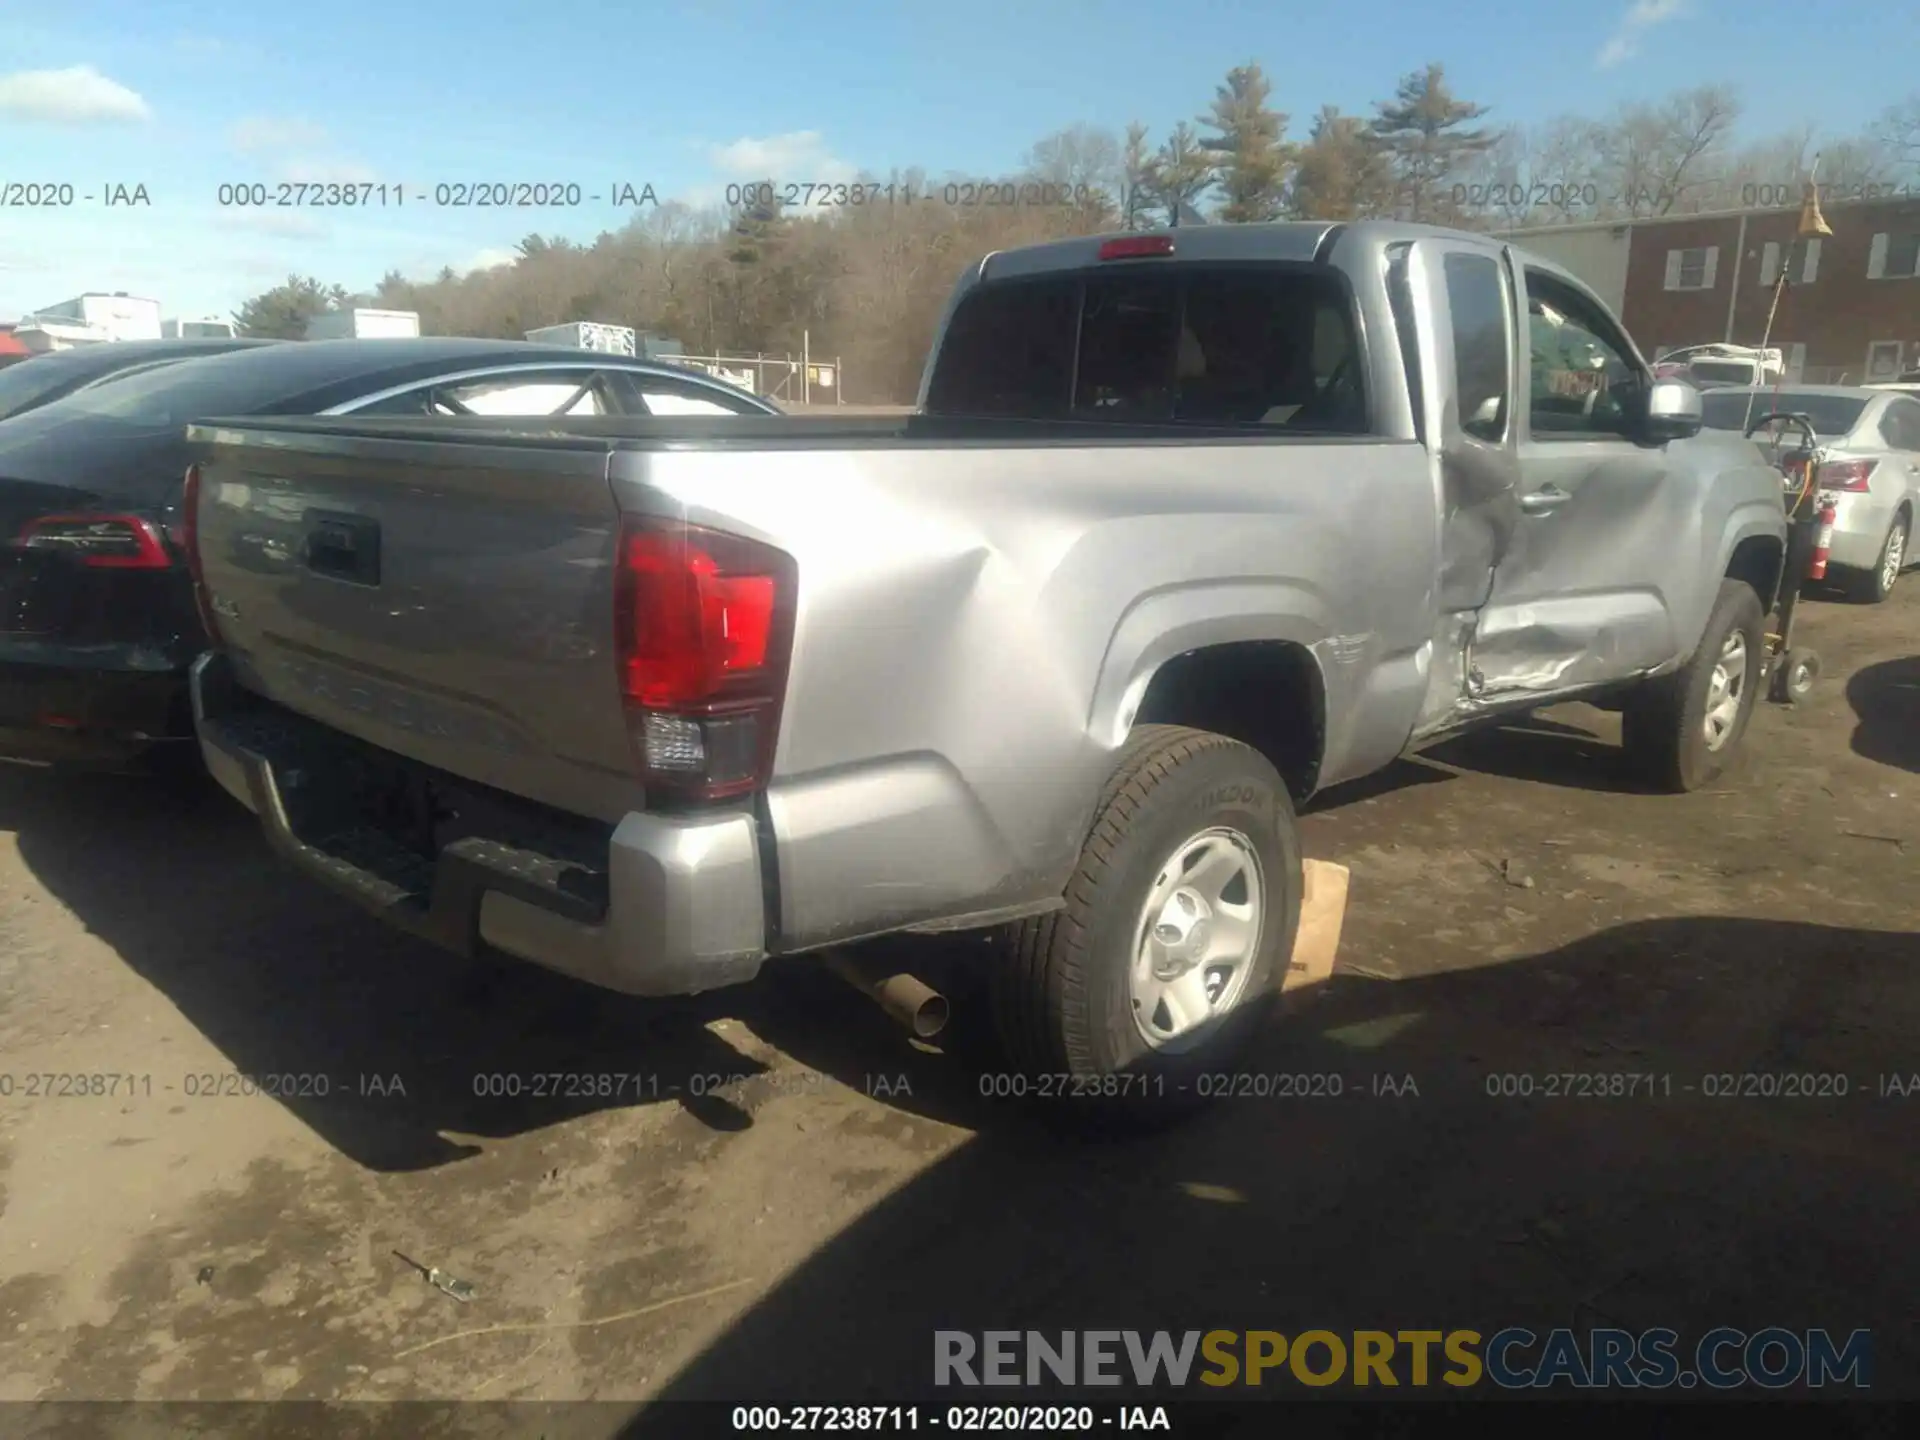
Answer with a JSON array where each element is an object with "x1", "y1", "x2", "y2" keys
[{"x1": 1510, "y1": 194, "x2": 1920, "y2": 383}]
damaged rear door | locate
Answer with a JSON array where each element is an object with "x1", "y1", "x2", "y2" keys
[{"x1": 1466, "y1": 262, "x2": 1688, "y2": 702}]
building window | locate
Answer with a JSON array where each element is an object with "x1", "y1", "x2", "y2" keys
[
  {"x1": 1868, "y1": 233, "x2": 1920, "y2": 280},
  {"x1": 1762, "y1": 239, "x2": 1821, "y2": 286},
  {"x1": 1866, "y1": 342, "x2": 1904, "y2": 381},
  {"x1": 1663, "y1": 246, "x2": 1718, "y2": 291}
]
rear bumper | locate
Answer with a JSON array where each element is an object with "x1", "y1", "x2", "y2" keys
[
  {"x1": 1825, "y1": 494, "x2": 1898, "y2": 571},
  {"x1": 0, "y1": 650, "x2": 192, "y2": 769},
  {"x1": 191, "y1": 652, "x2": 769, "y2": 998}
]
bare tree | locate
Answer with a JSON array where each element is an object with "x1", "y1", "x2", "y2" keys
[
  {"x1": 1024, "y1": 123, "x2": 1123, "y2": 207},
  {"x1": 1596, "y1": 84, "x2": 1741, "y2": 216},
  {"x1": 1870, "y1": 95, "x2": 1920, "y2": 179},
  {"x1": 1120, "y1": 122, "x2": 1155, "y2": 228},
  {"x1": 1455, "y1": 125, "x2": 1536, "y2": 230}
]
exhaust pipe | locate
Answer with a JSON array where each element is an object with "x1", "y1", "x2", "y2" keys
[{"x1": 822, "y1": 949, "x2": 950, "y2": 1040}]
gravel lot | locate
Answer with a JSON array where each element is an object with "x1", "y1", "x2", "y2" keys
[{"x1": 0, "y1": 582, "x2": 1914, "y2": 1417}]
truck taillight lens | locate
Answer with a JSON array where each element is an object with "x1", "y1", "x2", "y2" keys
[
  {"x1": 1098, "y1": 234, "x2": 1175, "y2": 261},
  {"x1": 1816, "y1": 459, "x2": 1876, "y2": 492},
  {"x1": 16, "y1": 512, "x2": 171, "y2": 568},
  {"x1": 181, "y1": 463, "x2": 223, "y2": 643},
  {"x1": 614, "y1": 515, "x2": 796, "y2": 803}
]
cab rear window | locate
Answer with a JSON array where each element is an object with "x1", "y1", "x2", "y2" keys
[{"x1": 924, "y1": 264, "x2": 1368, "y2": 432}]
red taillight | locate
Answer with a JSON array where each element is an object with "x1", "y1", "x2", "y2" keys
[
  {"x1": 181, "y1": 463, "x2": 223, "y2": 643},
  {"x1": 1098, "y1": 234, "x2": 1175, "y2": 261},
  {"x1": 16, "y1": 512, "x2": 171, "y2": 568},
  {"x1": 614, "y1": 515, "x2": 796, "y2": 802},
  {"x1": 1816, "y1": 459, "x2": 1877, "y2": 492}
]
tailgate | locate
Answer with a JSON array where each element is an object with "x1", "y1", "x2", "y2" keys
[{"x1": 188, "y1": 420, "x2": 641, "y2": 821}]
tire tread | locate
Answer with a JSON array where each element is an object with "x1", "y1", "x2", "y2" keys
[{"x1": 994, "y1": 725, "x2": 1263, "y2": 1077}]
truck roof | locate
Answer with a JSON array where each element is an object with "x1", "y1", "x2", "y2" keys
[{"x1": 975, "y1": 219, "x2": 1600, "y2": 302}]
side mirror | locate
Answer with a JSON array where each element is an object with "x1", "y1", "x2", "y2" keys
[{"x1": 1642, "y1": 378, "x2": 1703, "y2": 443}]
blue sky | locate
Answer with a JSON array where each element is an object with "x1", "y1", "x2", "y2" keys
[{"x1": 1, "y1": 0, "x2": 1914, "y2": 322}]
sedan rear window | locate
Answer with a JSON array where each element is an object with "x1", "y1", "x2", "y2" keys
[
  {"x1": 924, "y1": 264, "x2": 1368, "y2": 432},
  {"x1": 38, "y1": 351, "x2": 317, "y2": 427},
  {"x1": 1700, "y1": 391, "x2": 1869, "y2": 439},
  {"x1": 0, "y1": 356, "x2": 82, "y2": 418},
  {"x1": 1687, "y1": 361, "x2": 1760, "y2": 386}
]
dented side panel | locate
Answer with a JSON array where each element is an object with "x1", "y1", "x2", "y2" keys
[
  {"x1": 1468, "y1": 442, "x2": 1690, "y2": 700},
  {"x1": 608, "y1": 438, "x2": 1438, "y2": 951}
]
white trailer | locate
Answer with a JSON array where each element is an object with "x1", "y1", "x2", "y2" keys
[
  {"x1": 163, "y1": 317, "x2": 239, "y2": 339},
  {"x1": 525, "y1": 322, "x2": 637, "y2": 356},
  {"x1": 304, "y1": 308, "x2": 421, "y2": 341},
  {"x1": 19, "y1": 292, "x2": 162, "y2": 347}
]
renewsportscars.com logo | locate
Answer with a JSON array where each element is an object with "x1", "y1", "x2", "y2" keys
[{"x1": 934, "y1": 1328, "x2": 1873, "y2": 1390}]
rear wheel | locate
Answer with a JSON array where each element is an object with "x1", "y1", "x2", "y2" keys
[
  {"x1": 1620, "y1": 579, "x2": 1765, "y2": 792},
  {"x1": 1848, "y1": 512, "x2": 1909, "y2": 604},
  {"x1": 990, "y1": 725, "x2": 1302, "y2": 1130}
]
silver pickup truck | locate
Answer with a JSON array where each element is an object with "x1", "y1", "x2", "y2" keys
[{"x1": 183, "y1": 221, "x2": 1789, "y2": 1114}]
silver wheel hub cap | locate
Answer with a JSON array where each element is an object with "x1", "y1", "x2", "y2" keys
[
  {"x1": 1885, "y1": 526, "x2": 1906, "y2": 592},
  {"x1": 1131, "y1": 828, "x2": 1264, "y2": 1052},
  {"x1": 1703, "y1": 630, "x2": 1748, "y2": 752}
]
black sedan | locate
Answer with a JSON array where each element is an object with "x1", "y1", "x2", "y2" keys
[
  {"x1": 0, "y1": 337, "x2": 779, "y2": 772},
  {"x1": 0, "y1": 337, "x2": 279, "y2": 422}
]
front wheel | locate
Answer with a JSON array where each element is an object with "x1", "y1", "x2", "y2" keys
[
  {"x1": 990, "y1": 725, "x2": 1302, "y2": 1129},
  {"x1": 1620, "y1": 579, "x2": 1765, "y2": 792}
]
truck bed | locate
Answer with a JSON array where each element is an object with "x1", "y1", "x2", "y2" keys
[{"x1": 187, "y1": 410, "x2": 1435, "y2": 957}]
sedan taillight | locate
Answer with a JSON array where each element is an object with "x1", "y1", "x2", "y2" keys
[
  {"x1": 15, "y1": 513, "x2": 172, "y2": 568},
  {"x1": 1816, "y1": 459, "x2": 1877, "y2": 493}
]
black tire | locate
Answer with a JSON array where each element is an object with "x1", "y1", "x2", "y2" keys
[
  {"x1": 1846, "y1": 512, "x2": 1909, "y2": 605},
  {"x1": 1620, "y1": 579, "x2": 1765, "y2": 793},
  {"x1": 989, "y1": 725, "x2": 1302, "y2": 1130},
  {"x1": 1779, "y1": 648, "x2": 1819, "y2": 704}
]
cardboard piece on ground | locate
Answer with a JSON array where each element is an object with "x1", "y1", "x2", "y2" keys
[{"x1": 1282, "y1": 858, "x2": 1349, "y2": 993}]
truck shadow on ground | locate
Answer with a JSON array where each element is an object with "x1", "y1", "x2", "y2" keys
[
  {"x1": 0, "y1": 768, "x2": 929, "y2": 1170},
  {"x1": 1419, "y1": 708, "x2": 1647, "y2": 795},
  {"x1": 1846, "y1": 655, "x2": 1919, "y2": 774},
  {"x1": 619, "y1": 914, "x2": 1919, "y2": 1419}
]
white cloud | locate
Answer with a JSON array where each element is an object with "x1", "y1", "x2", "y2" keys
[
  {"x1": 707, "y1": 130, "x2": 856, "y2": 184},
  {"x1": 226, "y1": 116, "x2": 375, "y2": 186},
  {"x1": 1596, "y1": 0, "x2": 1689, "y2": 70},
  {"x1": 462, "y1": 248, "x2": 519, "y2": 273},
  {"x1": 230, "y1": 115, "x2": 330, "y2": 153},
  {"x1": 0, "y1": 65, "x2": 150, "y2": 124}
]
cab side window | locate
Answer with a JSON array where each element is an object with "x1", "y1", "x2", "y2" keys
[
  {"x1": 1442, "y1": 252, "x2": 1510, "y2": 443},
  {"x1": 1524, "y1": 270, "x2": 1645, "y2": 440}
]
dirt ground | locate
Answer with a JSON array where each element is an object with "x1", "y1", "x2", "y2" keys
[{"x1": 0, "y1": 581, "x2": 1915, "y2": 1423}]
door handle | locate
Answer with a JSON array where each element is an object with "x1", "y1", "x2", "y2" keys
[
  {"x1": 1519, "y1": 484, "x2": 1571, "y2": 515},
  {"x1": 303, "y1": 511, "x2": 382, "y2": 585}
]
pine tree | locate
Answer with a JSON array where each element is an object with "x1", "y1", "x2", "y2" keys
[
  {"x1": 1291, "y1": 106, "x2": 1398, "y2": 219},
  {"x1": 1369, "y1": 63, "x2": 1495, "y2": 221},
  {"x1": 1144, "y1": 122, "x2": 1218, "y2": 226},
  {"x1": 1200, "y1": 63, "x2": 1292, "y2": 223}
]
